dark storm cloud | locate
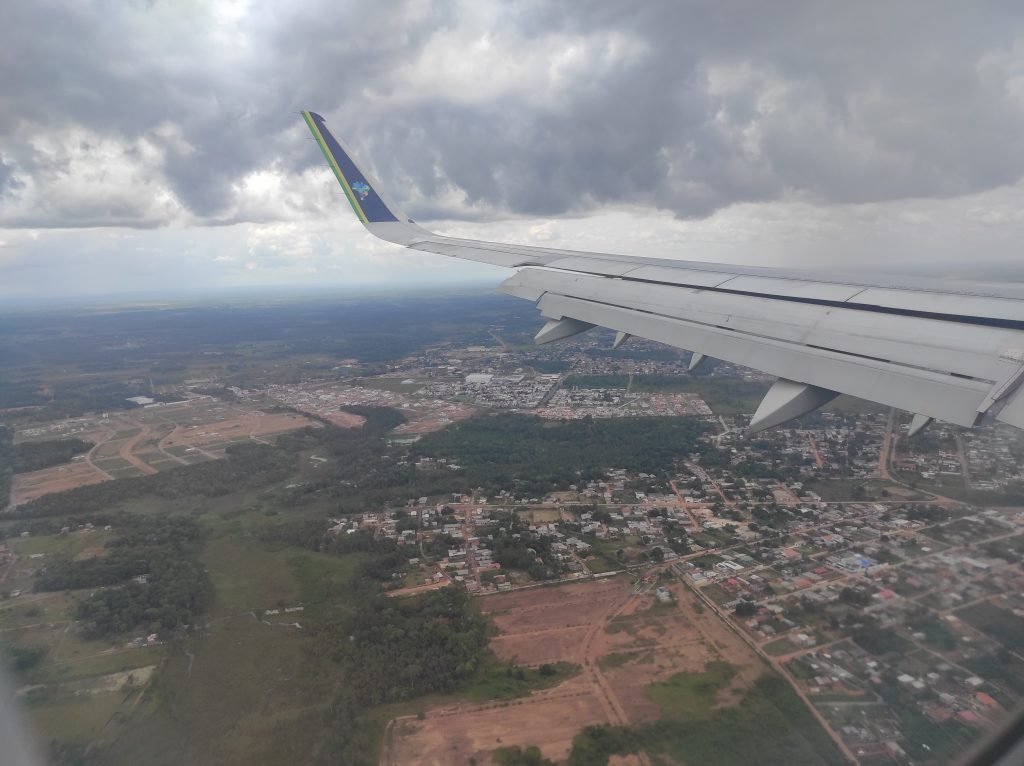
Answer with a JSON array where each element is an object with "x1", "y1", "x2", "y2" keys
[{"x1": 3, "y1": 0, "x2": 1024, "y2": 226}]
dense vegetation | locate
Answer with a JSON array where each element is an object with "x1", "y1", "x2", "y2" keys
[
  {"x1": 414, "y1": 413, "x2": 709, "y2": 496},
  {"x1": 311, "y1": 585, "x2": 490, "y2": 764},
  {"x1": 483, "y1": 511, "x2": 565, "y2": 579},
  {"x1": 0, "y1": 378, "x2": 49, "y2": 409},
  {"x1": 957, "y1": 602, "x2": 1024, "y2": 651},
  {"x1": 35, "y1": 515, "x2": 211, "y2": 638},
  {"x1": 567, "y1": 675, "x2": 846, "y2": 765},
  {"x1": 12, "y1": 437, "x2": 93, "y2": 473},
  {"x1": 494, "y1": 746, "x2": 557, "y2": 766},
  {"x1": 328, "y1": 587, "x2": 488, "y2": 705}
]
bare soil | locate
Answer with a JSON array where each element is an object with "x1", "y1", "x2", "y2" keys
[
  {"x1": 388, "y1": 676, "x2": 609, "y2": 765},
  {"x1": 387, "y1": 576, "x2": 760, "y2": 765},
  {"x1": 162, "y1": 411, "x2": 312, "y2": 448},
  {"x1": 324, "y1": 411, "x2": 366, "y2": 428},
  {"x1": 10, "y1": 406, "x2": 313, "y2": 505},
  {"x1": 12, "y1": 461, "x2": 108, "y2": 504}
]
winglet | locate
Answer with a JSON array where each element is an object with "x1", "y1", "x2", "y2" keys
[{"x1": 301, "y1": 110, "x2": 405, "y2": 225}]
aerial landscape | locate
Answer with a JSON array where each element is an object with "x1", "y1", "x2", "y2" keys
[
  {"x1": 9, "y1": 3, "x2": 1024, "y2": 765},
  {"x1": 1, "y1": 291, "x2": 1021, "y2": 765}
]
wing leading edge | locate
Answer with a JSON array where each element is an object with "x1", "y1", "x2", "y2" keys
[{"x1": 301, "y1": 110, "x2": 1024, "y2": 434}]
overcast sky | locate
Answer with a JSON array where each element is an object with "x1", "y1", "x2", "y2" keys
[{"x1": 4, "y1": 0, "x2": 1024, "y2": 300}]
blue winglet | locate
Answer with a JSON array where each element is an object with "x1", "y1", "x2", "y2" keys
[{"x1": 301, "y1": 111, "x2": 400, "y2": 224}]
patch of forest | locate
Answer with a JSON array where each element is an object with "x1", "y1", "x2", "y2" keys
[
  {"x1": 412, "y1": 413, "x2": 711, "y2": 496},
  {"x1": 12, "y1": 436, "x2": 93, "y2": 473},
  {"x1": 280, "y1": 564, "x2": 490, "y2": 764},
  {"x1": 0, "y1": 379, "x2": 49, "y2": 409},
  {"x1": 34, "y1": 515, "x2": 211, "y2": 639}
]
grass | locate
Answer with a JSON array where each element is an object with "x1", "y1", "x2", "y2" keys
[
  {"x1": 28, "y1": 645, "x2": 166, "y2": 684},
  {"x1": 569, "y1": 673, "x2": 846, "y2": 766},
  {"x1": 585, "y1": 555, "x2": 622, "y2": 574},
  {"x1": 201, "y1": 537, "x2": 304, "y2": 614},
  {"x1": 645, "y1": 661, "x2": 735, "y2": 719},
  {"x1": 701, "y1": 584, "x2": 732, "y2": 605},
  {"x1": 23, "y1": 688, "x2": 127, "y2": 742},
  {"x1": 908, "y1": 616, "x2": 958, "y2": 651},
  {"x1": 287, "y1": 550, "x2": 366, "y2": 607},
  {"x1": 684, "y1": 379, "x2": 770, "y2": 416},
  {"x1": 355, "y1": 377, "x2": 424, "y2": 393},
  {"x1": 460, "y1": 658, "x2": 579, "y2": 701},
  {"x1": 12, "y1": 530, "x2": 113, "y2": 557},
  {"x1": 763, "y1": 637, "x2": 797, "y2": 656},
  {"x1": 853, "y1": 628, "x2": 913, "y2": 657},
  {"x1": 956, "y1": 601, "x2": 1024, "y2": 651},
  {"x1": 94, "y1": 614, "x2": 338, "y2": 766},
  {"x1": 598, "y1": 652, "x2": 643, "y2": 671}
]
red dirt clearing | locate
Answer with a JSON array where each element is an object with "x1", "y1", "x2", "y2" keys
[
  {"x1": 479, "y1": 580, "x2": 626, "y2": 666},
  {"x1": 162, "y1": 411, "x2": 312, "y2": 448},
  {"x1": 388, "y1": 676, "x2": 609, "y2": 766},
  {"x1": 324, "y1": 411, "x2": 366, "y2": 428},
  {"x1": 12, "y1": 461, "x2": 107, "y2": 505}
]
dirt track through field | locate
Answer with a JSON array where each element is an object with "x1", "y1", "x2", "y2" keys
[{"x1": 118, "y1": 424, "x2": 158, "y2": 475}]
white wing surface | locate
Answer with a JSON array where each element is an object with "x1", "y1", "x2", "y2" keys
[{"x1": 302, "y1": 111, "x2": 1024, "y2": 433}]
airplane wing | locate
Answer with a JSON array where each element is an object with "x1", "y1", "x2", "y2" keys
[{"x1": 301, "y1": 110, "x2": 1024, "y2": 434}]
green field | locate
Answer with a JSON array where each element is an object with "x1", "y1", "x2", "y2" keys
[
  {"x1": 460, "y1": 659, "x2": 579, "y2": 701},
  {"x1": 354, "y1": 377, "x2": 425, "y2": 393},
  {"x1": 646, "y1": 661, "x2": 735, "y2": 718},
  {"x1": 763, "y1": 637, "x2": 797, "y2": 656},
  {"x1": 569, "y1": 673, "x2": 846, "y2": 766}
]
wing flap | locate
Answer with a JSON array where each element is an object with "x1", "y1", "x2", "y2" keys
[
  {"x1": 505, "y1": 268, "x2": 1021, "y2": 383},
  {"x1": 535, "y1": 291, "x2": 992, "y2": 427}
]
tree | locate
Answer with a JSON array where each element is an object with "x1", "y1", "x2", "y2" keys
[{"x1": 735, "y1": 601, "x2": 757, "y2": 617}]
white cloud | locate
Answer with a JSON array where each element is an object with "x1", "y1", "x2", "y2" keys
[{"x1": 4, "y1": 1, "x2": 1024, "y2": 298}]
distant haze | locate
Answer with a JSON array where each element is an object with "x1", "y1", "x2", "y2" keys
[{"x1": 4, "y1": 1, "x2": 1024, "y2": 298}]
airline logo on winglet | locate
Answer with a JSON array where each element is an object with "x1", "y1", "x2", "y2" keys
[{"x1": 301, "y1": 111, "x2": 398, "y2": 224}]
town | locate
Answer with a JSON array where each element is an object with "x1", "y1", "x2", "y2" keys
[
  {"x1": 258, "y1": 334, "x2": 1024, "y2": 764},
  {"x1": 5, "y1": 325, "x2": 1024, "y2": 765}
]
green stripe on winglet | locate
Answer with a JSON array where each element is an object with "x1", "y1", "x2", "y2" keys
[{"x1": 302, "y1": 111, "x2": 368, "y2": 224}]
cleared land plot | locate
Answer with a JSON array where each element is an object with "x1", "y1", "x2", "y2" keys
[
  {"x1": 596, "y1": 594, "x2": 717, "y2": 723},
  {"x1": 11, "y1": 461, "x2": 108, "y2": 504},
  {"x1": 391, "y1": 404, "x2": 476, "y2": 435},
  {"x1": 323, "y1": 410, "x2": 366, "y2": 427},
  {"x1": 389, "y1": 676, "x2": 609, "y2": 765},
  {"x1": 10, "y1": 403, "x2": 312, "y2": 505},
  {"x1": 161, "y1": 411, "x2": 312, "y2": 450},
  {"x1": 480, "y1": 580, "x2": 627, "y2": 666},
  {"x1": 391, "y1": 579, "x2": 631, "y2": 764}
]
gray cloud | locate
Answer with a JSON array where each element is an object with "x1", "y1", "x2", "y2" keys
[{"x1": 2, "y1": 0, "x2": 1024, "y2": 232}]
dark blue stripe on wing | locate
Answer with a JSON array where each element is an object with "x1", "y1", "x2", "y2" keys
[{"x1": 309, "y1": 113, "x2": 398, "y2": 223}]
